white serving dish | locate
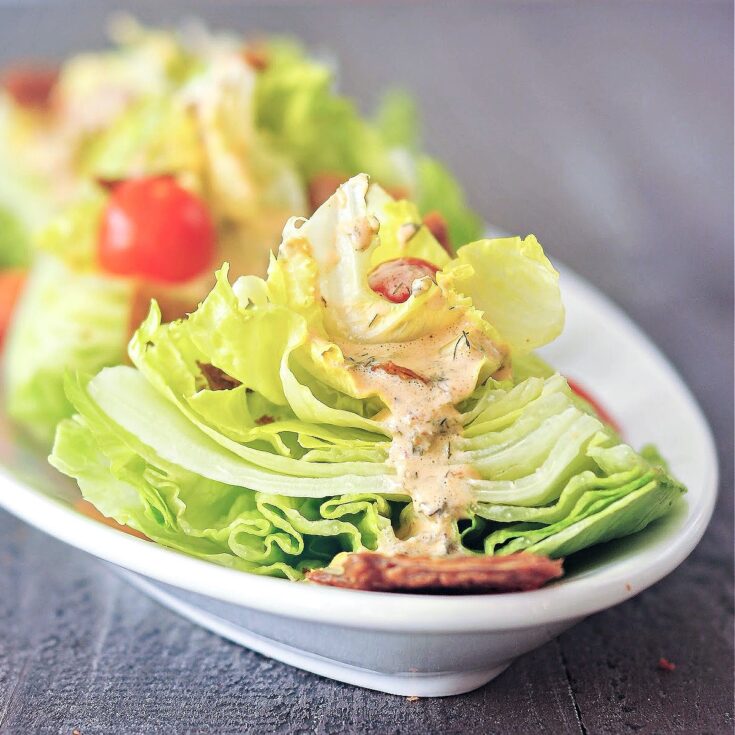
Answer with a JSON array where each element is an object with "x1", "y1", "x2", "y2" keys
[{"x1": 0, "y1": 265, "x2": 717, "y2": 697}]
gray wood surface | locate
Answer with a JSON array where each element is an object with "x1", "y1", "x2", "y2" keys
[{"x1": 0, "y1": 2, "x2": 732, "y2": 733}]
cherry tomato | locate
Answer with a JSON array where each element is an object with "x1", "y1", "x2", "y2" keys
[
  {"x1": 368, "y1": 257, "x2": 439, "y2": 303},
  {"x1": 567, "y1": 377, "x2": 621, "y2": 433},
  {"x1": 0, "y1": 269, "x2": 26, "y2": 349},
  {"x1": 98, "y1": 176, "x2": 216, "y2": 283}
]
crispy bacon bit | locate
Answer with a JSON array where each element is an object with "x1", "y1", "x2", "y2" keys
[
  {"x1": 385, "y1": 185, "x2": 410, "y2": 201},
  {"x1": 96, "y1": 177, "x2": 125, "y2": 193},
  {"x1": 75, "y1": 499, "x2": 149, "y2": 541},
  {"x1": 242, "y1": 45, "x2": 269, "y2": 72},
  {"x1": 128, "y1": 283, "x2": 192, "y2": 338},
  {"x1": 1, "y1": 63, "x2": 58, "y2": 109},
  {"x1": 255, "y1": 414, "x2": 275, "y2": 426},
  {"x1": 307, "y1": 552, "x2": 563, "y2": 593},
  {"x1": 658, "y1": 657, "x2": 677, "y2": 672},
  {"x1": 308, "y1": 173, "x2": 412, "y2": 212},
  {"x1": 197, "y1": 362, "x2": 242, "y2": 391},
  {"x1": 371, "y1": 361, "x2": 430, "y2": 384},
  {"x1": 422, "y1": 211, "x2": 451, "y2": 254},
  {"x1": 308, "y1": 172, "x2": 346, "y2": 211}
]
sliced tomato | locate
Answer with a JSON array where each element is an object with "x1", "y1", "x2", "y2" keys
[
  {"x1": 0, "y1": 269, "x2": 26, "y2": 349},
  {"x1": 98, "y1": 176, "x2": 216, "y2": 284},
  {"x1": 368, "y1": 257, "x2": 439, "y2": 303},
  {"x1": 567, "y1": 377, "x2": 621, "y2": 433}
]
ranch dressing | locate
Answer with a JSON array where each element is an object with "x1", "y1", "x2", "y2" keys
[{"x1": 342, "y1": 321, "x2": 508, "y2": 556}]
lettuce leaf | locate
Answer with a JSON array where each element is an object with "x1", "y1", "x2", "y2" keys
[
  {"x1": 254, "y1": 43, "x2": 399, "y2": 185},
  {"x1": 442, "y1": 235, "x2": 564, "y2": 354},
  {"x1": 52, "y1": 404, "x2": 394, "y2": 580},
  {"x1": 36, "y1": 190, "x2": 105, "y2": 271},
  {"x1": 254, "y1": 42, "x2": 482, "y2": 245},
  {"x1": 4, "y1": 256, "x2": 133, "y2": 444},
  {"x1": 0, "y1": 111, "x2": 56, "y2": 268},
  {"x1": 0, "y1": 205, "x2": 30, "y2": 268}
]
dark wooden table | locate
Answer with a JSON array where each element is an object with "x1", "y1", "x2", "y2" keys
[{"x1": 1, "y1": 2, "x2": 732, "y2": 733}]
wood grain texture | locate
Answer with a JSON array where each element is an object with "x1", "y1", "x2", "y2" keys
[{"x1": 0, "y1": 1, "x2": 732, "y2": 733}]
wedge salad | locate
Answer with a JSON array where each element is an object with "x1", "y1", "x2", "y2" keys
[
  {"x1": 49, "y1": 174, "x2": 685, "y2": 593},
  {"x1": 1, "y1": 19, "x2": 478, "y2": 443}
]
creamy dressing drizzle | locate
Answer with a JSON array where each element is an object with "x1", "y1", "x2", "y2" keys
[
  {"x1": 342, "y1": 321, "x2": 508, "y2": 556},
  {"x1": 311, "y1": 181, "x2": 510, "y2": 557}
]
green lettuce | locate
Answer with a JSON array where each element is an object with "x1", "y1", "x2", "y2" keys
[
  {"x1": 50, "y1": 175, "x2": 685, "y2": 580},
  {"x1": 0, "y1": 119, "x2": 55, "y2": 268},
  {"x1": 52, "y1": 373, "x2": 394, "y2": 579},
  {"x1": 35, "y1": 190, "x2": 105, "y2": 271},
  {"x1": 0, "y1": 205, "x2": 30, "y2": 269},
  {"x1": 443, "y1": 235, "x2": 564, "y2": 354},
  {"x1": 4, "y1": 256, "x2": 133, "y2": 444},
  {"x1": 254, "y1": 42, "x2": 481, "y2": 246}
]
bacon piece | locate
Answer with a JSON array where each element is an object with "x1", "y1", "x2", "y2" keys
[
  {"x1": 308, "y1": 172, "x2": 346, "y2": 211},
  {"x1": 96, "y1": 177, "x2": 125, "y2": 193},
  {"x1": 371, "y1": 361, "x2": 429, "y2": 384},
  {"x1": 75, "y1": 499, "x2": 149, "y2": 541},
  {"x1": 385, "y1": 185, "x2": 410, "y2": 201},
  {"x1": 1, "y1": 63, "x2": 58, "y2": 110},
  {"x1": 97, "y1": 175, "x2": 177, "y2": 193},
  {"x1": 255, "y1": 414, "x2": 275, "y2": 425},
  {"x1": 422, "y1": 211, "x2": 451, "y2": 254},
  {"x1": 308, "y1": 173, "x2": 412, "y2": 212},
  {"x1": 242, "y1": 45, "x2": 269, "y2": 72},
  {"x1": 197, "y1": 362, "x2": 242, "y2": 391},
  {"x1": 308, "y1": 552, "x2": 563, "y2": 593},
  {"x1": 128, "y1": 282, "x2": 192, "y2": 337}
]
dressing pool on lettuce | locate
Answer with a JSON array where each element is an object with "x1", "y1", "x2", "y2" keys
[{"x1": 49, "y1": 174, "x2": 685, "y2": 591}]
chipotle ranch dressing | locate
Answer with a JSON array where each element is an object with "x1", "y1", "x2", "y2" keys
[{"x1": 342, "y1": 320, "x2": 508, "y2": 556}]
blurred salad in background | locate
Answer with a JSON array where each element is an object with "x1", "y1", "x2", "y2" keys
[{"x1": 0, "y1": 17, "x2": 480, "y2": 443}]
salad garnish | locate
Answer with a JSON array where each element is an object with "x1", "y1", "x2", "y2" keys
[{"x1": 49, "y1": 174, "x2": 686, "y2": 592}]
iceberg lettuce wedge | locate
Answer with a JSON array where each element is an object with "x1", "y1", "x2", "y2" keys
[{"x1": 49, "y1": 174, "x2": 685, "y2": 582}]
